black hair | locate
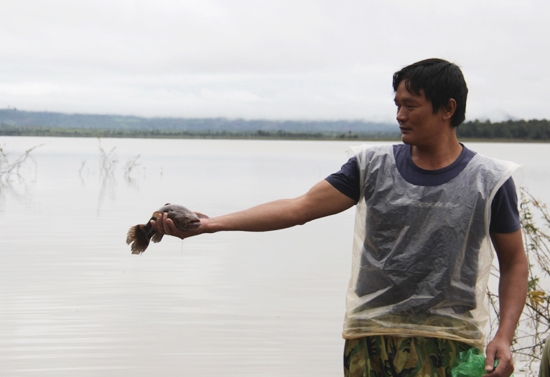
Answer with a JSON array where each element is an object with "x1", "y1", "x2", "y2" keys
[{"x1": 392, "y1": 58, "x2": 468, "y2": 128}]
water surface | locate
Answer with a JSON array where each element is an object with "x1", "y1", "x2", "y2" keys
[{"x1": 0, "y1": 137, "x2": 548, "y2": 376}]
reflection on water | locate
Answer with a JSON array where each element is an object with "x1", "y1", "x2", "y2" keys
[{"x1": 0, "y1": 137, "x2": 548, "y2": 376}]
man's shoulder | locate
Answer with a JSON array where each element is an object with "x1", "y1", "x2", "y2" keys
[
  {"x1": 352, "y1": 143, "x2": 394, "y2": 155},
  {"x1": 467, "y1": 149, "x2": 519, "y2": 175},
  {"x1": 353, "y1": 144, "x2": 396, "y2": 165}
]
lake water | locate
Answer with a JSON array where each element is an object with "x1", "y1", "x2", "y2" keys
[{"x1": 1, "y1": 136, "x2": 548, "y2": 376}]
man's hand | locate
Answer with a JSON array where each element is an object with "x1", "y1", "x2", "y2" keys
[
  {"x1": 151, "y1": 212, "x2": 209, "y2": 240},
  {"x1": 484, "y1": 335, "x2": 514, "y2": 377}
]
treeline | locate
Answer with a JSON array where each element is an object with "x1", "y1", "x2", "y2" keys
[
  {"x1": 0, "y1": 125, "x2": 395, "y2": 141},
  {"x1": 458, "y1": 119, "x2": 550, "y2": 140},
  {"x1": 0, "y1": 109, "x2": 397, "y2": 135},
  {"x1": 1, "y1": 109, "x2": 549, "y2": 141}
]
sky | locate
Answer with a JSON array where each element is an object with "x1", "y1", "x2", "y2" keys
[{"x1": 1, "y1": 0, "x2": 548, "y2": 123}]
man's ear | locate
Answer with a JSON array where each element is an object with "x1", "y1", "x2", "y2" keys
[{"x1": 442, "y1": 98, "x2": 457, "y2": 120}]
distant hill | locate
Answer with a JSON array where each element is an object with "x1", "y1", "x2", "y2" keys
[
  {"x1": 0, "y1": 109, "x2": 398, "y2": 136},
  {"x1": 4, "y1": 109, "x2": 547, "y2": 141}
]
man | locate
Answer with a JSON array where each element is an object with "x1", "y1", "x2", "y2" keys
[{"x1": 152, "y1": 58, "x2": 528, "y2": 377}]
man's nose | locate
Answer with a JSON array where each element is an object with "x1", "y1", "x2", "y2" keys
[{"x1": 396, "y1": 108, "x2": 406, "y2": 122}]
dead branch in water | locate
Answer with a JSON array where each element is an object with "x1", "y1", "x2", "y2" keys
[{"x1": 0, "y1": 144, "x2": 41, "y2": 184}]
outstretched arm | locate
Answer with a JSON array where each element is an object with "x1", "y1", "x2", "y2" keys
[
  {"x1": 152, "y1": 179, "x2": 356, "y2": 239},
  {"x1": 484, "y1": 230, "x2": 528, "y2": 377}
]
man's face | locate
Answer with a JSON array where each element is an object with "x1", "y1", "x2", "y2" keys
[{"x1": 394, "y1": 80, "x2": 448, "y2": 147}]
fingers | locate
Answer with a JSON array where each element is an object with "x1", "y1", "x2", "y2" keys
[
  {"x1": 484, "y1": 340, "x2": 514, "y2": 377},
  {"x1": 484, "y1": 361, "x2": 513, "y2": 377},
  {"x1": 151, "y1": 213, "x2": 170, "y2": 234},
  {"x1": 154, "y1": 214, "x2": 172, "y2": 234},
  {"x1": 154, "y1": 213, "x2": 185, "y2": 239},
  {"x1": 163, "y1": 215, "x2": 179, "y2": 236},
  {"x1": 152, "y1": 213, "x2": 204, "y2": 240},
  {"x1": 485, "y1": 352, "x2": 495, "y2": 374},
  {"x1": 150, "y1": 216, "x2": 163, "y2": 233}
]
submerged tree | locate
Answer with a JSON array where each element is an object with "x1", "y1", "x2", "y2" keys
[{"x1": 0, "y1": 144, "x2": 40, "y2": 185}]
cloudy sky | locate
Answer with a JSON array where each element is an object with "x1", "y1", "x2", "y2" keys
[{"x1": 1, "y1": 0, "x2": 548, "y2": 123}]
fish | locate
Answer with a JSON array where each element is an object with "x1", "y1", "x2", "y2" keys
[{"x1": 126, "y1": 203, "x2": 208, "y2": 254}]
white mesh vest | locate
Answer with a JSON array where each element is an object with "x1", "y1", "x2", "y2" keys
[{"x1": 342, "y1": 145, "x2": 518, "y2": 348}]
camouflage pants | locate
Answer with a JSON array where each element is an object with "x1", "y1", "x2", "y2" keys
[{"x1": 343, "y1": 335, "x2": 474, "y2": 377}]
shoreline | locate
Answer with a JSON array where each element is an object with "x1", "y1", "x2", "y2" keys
[{"x1": 1, "y1": 130, "x2": 549, "y2": 143}]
